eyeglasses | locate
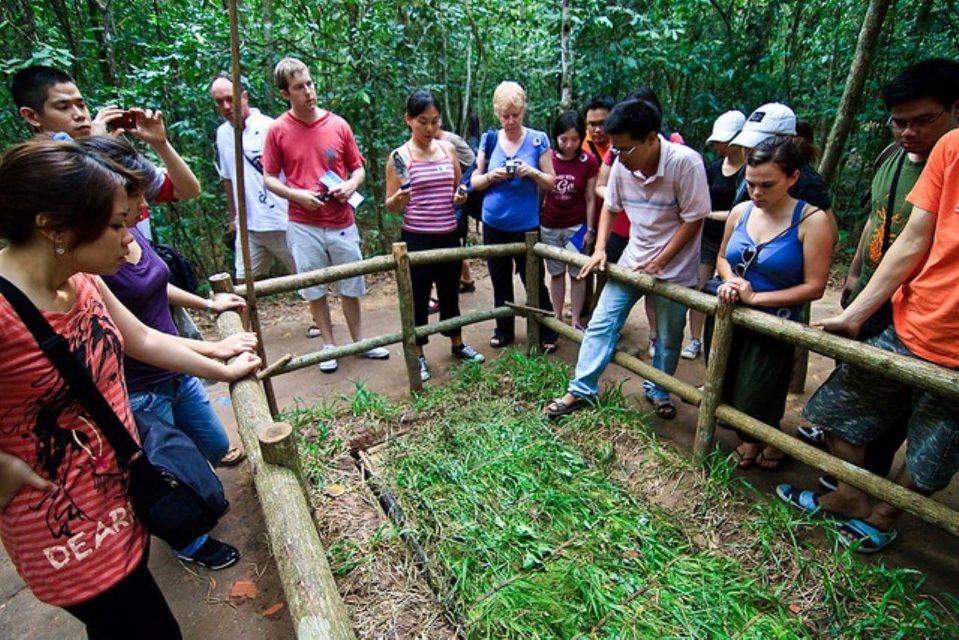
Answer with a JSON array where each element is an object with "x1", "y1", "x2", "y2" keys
[
  {"x1": 586, "y1": 120, "x2": 606, "y2": 130},
  {"x1": 887, "y1": 109, "x2": 946, "y2": 132},
  {"x1": 734, "y1": 245, "x2": 758, "y2": 277},
  {"x1": 611, "y1": 145, "x2": 636, "y2": 157}
]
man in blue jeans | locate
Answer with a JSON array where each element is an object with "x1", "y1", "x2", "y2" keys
[{"x1": 546, "y1": 98, "x2": 709, "y2": 420}]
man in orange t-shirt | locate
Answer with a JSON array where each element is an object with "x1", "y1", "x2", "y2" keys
[{"x1": 781, "y1": 127, "x2": 959, "y2": 553}]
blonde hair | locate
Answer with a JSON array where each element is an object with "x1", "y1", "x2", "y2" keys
[
  {"x1": 274, "y1": 57, "x2": 309, "y2": 91},
  {"x1": 492, "y1": 81, "x2": 527, "y2": 115}
]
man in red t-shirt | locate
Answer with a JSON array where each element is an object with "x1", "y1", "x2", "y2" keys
[{"x1": 262, "y1": 58, "x2": 389, "y2": 373}]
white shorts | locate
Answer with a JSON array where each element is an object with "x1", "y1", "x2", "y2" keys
[
  {"x1": 540, "y1": 225, "x2": 582, "y2": 276},
  {"x1": 235, "y1": 229, "x2": 295, "y2": 280},
  {"x1": 286, "y1": 222, "x2": 366, "y2": 300}
]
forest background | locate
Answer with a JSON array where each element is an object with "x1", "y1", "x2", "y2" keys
[{"x1": 1, "y1": 0, "x2": 957, "y2": 278}]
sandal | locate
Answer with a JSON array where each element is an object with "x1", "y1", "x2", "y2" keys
[
  {"x1": 649, "y1": 397, "x2": 676, "y2": 420},
  {"x1": 489, "y1": 334, "x2": 513, "y2": 348},
  {"x1": 775, "y1": 483, "x2": 841, "y2": 518},
  {"x1": 836, "y1": 518, "x2": 898, "y2": 554},
  {"x1": 428, "y1": 298, "x2": 440, "y2": 314},
  {"x1": 459, "y1": 280, "x2": 476, "y2": 293},
  {"x1": 545, "y1": 396, "x2": 592, "y2": 420},
  {"x1": 733, "y1": 445, "x2": 759, "y2": 470},
  {"x1": 218, "y1": 447, "x2": 246, "y2": 467},
  {"x1": 305, "y1": 325, "x2": 322, "y2": 339},
  {"x1": 541, "y1": 340, "x2": 558, "y2": 354},
  {"x1": 755, "y1": 448, "x2": 787, "y2": 471}
]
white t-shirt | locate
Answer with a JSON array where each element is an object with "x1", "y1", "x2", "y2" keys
[
  {"x1": 606, "y1": 136, "x2": 709, "y2": 286},
  {"x1": 215, "y1": 108, "x2": 289, "y2": 232}
]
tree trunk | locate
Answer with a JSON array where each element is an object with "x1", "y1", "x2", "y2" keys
[
  {"x1": 263, "y1": 0, "x2": 276, "y2": 111},
  {"x1": 45, "y1": 0, "x2": 81, "y2": 79},
  {"x1": 88, "y1": 0, "x2": 120, "y2": 89},
  {"x1": 818, "y1": 0, "x2": 893, "y2": 185},
  {"x1": 559, "y1": 0, "x2": 573, "y2": 111}
]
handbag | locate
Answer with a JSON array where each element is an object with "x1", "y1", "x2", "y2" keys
[{"x1": 0, "y1": 276, "x2": 228, "y2": 549}]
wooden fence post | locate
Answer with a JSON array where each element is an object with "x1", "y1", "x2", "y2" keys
[
  {"x1": 789, "y1": 302, "x2": 811, "y2": 393},
  {"x1": 693, "y1": 300, "x2": 734, "y2": 464},
  {"x1": 392, "y1": 242, "x2": 423, "y2": 393},
  {"x1": 524, "y1": 232, "x2": 541, "y2": 354}
]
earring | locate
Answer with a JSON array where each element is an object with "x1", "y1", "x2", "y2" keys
[{"x1": 55, "y1": 243, "x2": 65, "y2": 256}]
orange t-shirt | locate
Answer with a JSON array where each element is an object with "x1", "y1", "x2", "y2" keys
[{"x1": 895, "y1": 128, "x2": 959, "y2": 368}]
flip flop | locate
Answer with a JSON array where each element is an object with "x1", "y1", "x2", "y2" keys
[
  {"x1": 218, "y1": 447, "x2": 246, "y2": 467},
  {"x1": 545, "y1": 396, "x2": 591, "y2": 420},
  {"x1": 836, "y1": 519, "x2": 898, "y2": 554},
  {"x1": 541, "y1": 340, "x2": 558, "y2": 354},
  {"x1": 755, "y1": 449, "x2": 787, "y2": 471},
  {"x1": 733, "y1": 447, "x2": 759, "y2": 469},
  {"x1": 775, "y1": 484, "x2": 841, "y2": 518},
  {"x1": 649, "y1": 396, "x2": 676, "y2": 420},
  {"x1": 305, "y1": 325, "x2": 322, "y2": 339},
  {"x1": 489, "y1": 334, "x2": 514, "y2": 348}
]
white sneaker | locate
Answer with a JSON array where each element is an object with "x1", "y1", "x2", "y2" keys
[
  {"x1": 361, "y1": 346, "x2": 390, "y2": 360},
  {"x1": 451, "y1": 344, "x2": 485, "y2": 363},
  {"x1": 319, "y1": 344, "x2": 338, "y2": 374},
  {"x1": 681, "y1": 339, "x2": 702, "y2": 360},
  {"x1": 418, "y1": 355, "x2": 431, "y2": 381}
]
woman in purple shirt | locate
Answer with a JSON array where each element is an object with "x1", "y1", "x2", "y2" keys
[{"x1": 80, "y1": 136, "x2": 254, "y2": 570}]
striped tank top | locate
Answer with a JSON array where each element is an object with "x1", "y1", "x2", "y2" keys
[{"x1": 402, "y1": 143, "x2": 458, "y2": 234}]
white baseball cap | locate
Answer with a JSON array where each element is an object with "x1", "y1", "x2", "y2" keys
[
  {"x1": 706, "y1": 110, "x2": 746, "y2": 144},
  {"x1": 730, "y1": 103, "x2": 796, "y2": 148}
]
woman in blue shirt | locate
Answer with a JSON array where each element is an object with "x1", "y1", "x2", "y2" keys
[
  {"x1": 714, "y1": 136, "x2": 833, "y2": 470},
  {"x1": 471, "y1": 81, "x2": 559, "y2": 351}
]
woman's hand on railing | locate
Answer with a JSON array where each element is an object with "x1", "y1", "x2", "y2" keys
[
  {"x1": 719, "y1": 277, "x2": 755, "y2": 304},
  {"x1": 717, "y1": 279, "x2": 742, "y2": 304},
  {"x1": 577, "y1": 249, "x2": 607, "y2": 279},
  {"x1": 223, "y1": 351, "x2": 262, "y2": 381},
  {"x1": 212, "y1": 332, "x2": 259, "y2": 360}
]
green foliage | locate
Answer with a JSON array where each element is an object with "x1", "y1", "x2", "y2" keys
[{"x1": 1, "y1": 0, "x2": 957, "y2": 272}]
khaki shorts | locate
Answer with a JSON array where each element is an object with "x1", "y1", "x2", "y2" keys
[
  {"x1": 540, "y1": 225, "x2": 583, "y2": 276},
  {"x1": 235, "y1": 229, "x2": 294, "y2": 280},
  {"x1": 286, "y1": 222, "x2": 366, "y2": 300}
]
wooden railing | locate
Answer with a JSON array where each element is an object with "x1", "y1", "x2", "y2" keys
[{"x1": 209, "y1": 235, "x2": 959, "y2": 638}]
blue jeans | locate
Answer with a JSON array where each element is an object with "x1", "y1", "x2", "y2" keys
[
  {"x1": 129, "y1": 374, "x2": 229, "y2": 465},
  {"x1": 568, "y1": 280, "x2": 688, "y2": 402}
]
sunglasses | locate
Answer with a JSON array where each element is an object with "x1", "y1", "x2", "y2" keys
[{"x1": 734, "y1": 245, "x2": 758, "y2": 277}]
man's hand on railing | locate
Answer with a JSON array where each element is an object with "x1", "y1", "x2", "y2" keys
[
  {"x1": 576, "y1": 249, "x2": 607, "y2": 279},
  {"x1": 813, "y1": 312, "x2": 861, "y2": 339}
]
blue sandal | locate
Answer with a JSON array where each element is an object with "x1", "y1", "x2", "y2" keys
[
  {"x1": 836, "y1": 519, "x2": 898, "y2": 554},
  {"x1": 775, "y1": 484, "x2": 841, "y2": 518}
]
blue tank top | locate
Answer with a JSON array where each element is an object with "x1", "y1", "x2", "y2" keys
[
  {"x1": 481, "y1": 128, "x2": 551, "y2": 231},
  {"x1": 725, "y1": 200, "x2": 807, "y2": 319}
]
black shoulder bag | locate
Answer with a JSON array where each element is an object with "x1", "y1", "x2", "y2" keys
[{"x1": 0, "y1": 276, "x2": 228, "y2": 549}]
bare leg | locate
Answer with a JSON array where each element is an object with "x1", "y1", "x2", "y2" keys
[
  {"x1": 549, "y1": 274, "x2": 566, "y2": 321},
  {"x1": 570, "y1": 277, "x2": 586, "y2": 327},
  {"x1": 817, "y1": 433, "x2": 872, "y2": 519},
  {"x1": 309, "y1": 297, "x2": 335, "y2": 345},
  {"x1": 645, "y1": 296, "x2": 657, "y2": 340},
  {"x1": 341, "y1": 295, "x2": 362, "y2": 341},
  {"x1": 461, "y1": 261, "x2": 473, "y2": 285}
]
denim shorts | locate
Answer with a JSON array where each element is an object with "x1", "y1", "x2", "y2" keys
[{"x1": 802, "y1": 325, "x2": 959, "y2": 492}]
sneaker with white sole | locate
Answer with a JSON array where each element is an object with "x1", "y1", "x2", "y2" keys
[
  {"x1": 418, "y1": 355, "x2": 431, "y2": 381},
  {"x1": 681, "y1": 338, "x2": 702, "y2": 360},
  {"x1": 319, "y1": 344, "x2": 338, "y2": 374},
  {"x1": 647, "y1": 336, "x2": 657, "y2": 358},
  {"x1": 452, "y1": 343, "x2": 485, "y2": 363},
  {"x1": 177, "y1": 537, "x2": 240, "y2": 570},
  {"x1": 361, "y1": 346, "x2": 390, "y2": 360},
  {"x1": 797, "y1": 425, "x2": 825, "y2": 446}
]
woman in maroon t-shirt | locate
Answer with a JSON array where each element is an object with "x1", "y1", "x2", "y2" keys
[{"x1": 540, "y1": 111, "x2": 598, "y2": 331}]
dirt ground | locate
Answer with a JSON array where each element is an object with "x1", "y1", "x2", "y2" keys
[{"x1": 2, "y1": 259, "x2": 957, "y2": 638}]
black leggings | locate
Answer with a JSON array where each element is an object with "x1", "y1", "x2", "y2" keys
[
  {"x1": 64, "y1": 550, "x2": 181, "y2": 640},
  {"x1": 401, "y1": 229, "x2": 463, "y2": 346},
  {"x1": 482, "y1": 223, "x2": 557, "y2": 343}
]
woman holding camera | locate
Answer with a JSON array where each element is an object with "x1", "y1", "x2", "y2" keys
[
  {"x1": 0, "y1": 138, "x2": 259, "y2": 639},
  {"x1": 385, "y1": 90, "x2": 486, "y2": 382},
  {"x1": 471, "y1": 81, "x2": 559, "y2": 351},
  {"x1": 712, "y1": 136, "x2": 833, "y2": 470}
]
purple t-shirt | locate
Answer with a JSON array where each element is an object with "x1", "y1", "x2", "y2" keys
[{"x1": 102, "y1": 227, "x2": 179, "y2": 392}]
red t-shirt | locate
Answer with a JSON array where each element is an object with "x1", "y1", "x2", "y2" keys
[
  {"x1": 0, "y1": 274, "x2": 147, "y2": 606},
  {"x1": 262, "y1": 110, "x2": 365, "y2": 229},
  {"x1": 542, "y1": 150, "x2": 599, "y2": 228}
]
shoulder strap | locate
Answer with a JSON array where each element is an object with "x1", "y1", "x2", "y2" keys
[
  {"x1": 881, "y1": 150, "x2": 907, "y2": 254},
  {"x1": 0, "y1": 276, "x2": 141, "y2": 466},
  {"x1": 587, "y1": 140, "x2": 600, "y2": 159},
  {"x1": 483, "y1": 128, "x2": 497, "y2": 160}
]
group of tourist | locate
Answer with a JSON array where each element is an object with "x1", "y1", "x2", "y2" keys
[{"x1": 0, "y1": 52, "x2": 957, "y2": 638}]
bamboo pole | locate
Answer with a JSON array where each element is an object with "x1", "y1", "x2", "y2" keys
[
  {"x1": 214, "y1": 308, "x2": 357, "y2": 639},
  {"x1": 392, "y1": 242, "x2": 423, "y2": 393},
  {"x1": 693, "y1": 300, "x2": 733, "y2": 463},
  {"x1": 789, "y1": 302, "x2": 811, "y2": 393},
  {"x1": 226, "y1": 0, "x2": 276, "y2": 417},
  {"x1": 524, "y1": 232, "x2": 541, "y2": 353}
]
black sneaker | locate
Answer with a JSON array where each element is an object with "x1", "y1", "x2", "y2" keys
[
  {"x1": 818, "y1": 474, "x2": 838, "y2": 493},
  {"x1": 177, "y1": 537, "x2": 240, "y2": 570},
  {"x1": 797, "y1": 425, "x2": 825, "y2": 446}
]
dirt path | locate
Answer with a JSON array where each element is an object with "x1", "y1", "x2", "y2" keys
[{"x1": 3, "y1": 260, "x2": 956, "y2": 638}]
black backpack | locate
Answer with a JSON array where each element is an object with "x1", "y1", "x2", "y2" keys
[
  {"x1": 459, "y1": 127, "x2": 499, "y2": 221},
  {"x1": 153, "y1": 243, "x2": 200, "y2": 294}
]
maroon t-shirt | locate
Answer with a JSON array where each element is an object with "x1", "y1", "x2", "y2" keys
[{"x1": 542, "y1": 150, "x2": 599, "y2": 229}]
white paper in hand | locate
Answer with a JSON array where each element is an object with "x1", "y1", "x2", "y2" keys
[{"x1": 321, "y1": 170, "x2": 365, "y2": 209}]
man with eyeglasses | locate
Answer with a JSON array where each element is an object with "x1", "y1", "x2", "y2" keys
[
  {"x1": 545, "y1": 98, "x2": 709, "y2": 421},
  {"x1": 796, "y1": 59, "x2": 959, "y2": 479},
  {"x1": 777, "y1": 60, "x2": 959, "y2": 554}
]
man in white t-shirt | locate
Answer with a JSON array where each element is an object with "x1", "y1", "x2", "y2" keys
[
  {"x1": 210, "y1": 73, "x2": 294, "y2": 282},
  {"x1": 546, "y1": 98, "x2": 709, "y2": 421}
]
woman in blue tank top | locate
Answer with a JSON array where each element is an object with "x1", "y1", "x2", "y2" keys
[{"x1": 713, "y1": 136, "x2": 833, "y2": 470}]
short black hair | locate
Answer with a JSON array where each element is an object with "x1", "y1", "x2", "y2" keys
[
  {"x1": 604, "y1": 99, "x2": 662, "y2": 140},
  {"x1": 626, "y1": 86, "x2": 663, "y2": 117},
  {"x1": 11, "y1": 65, "x2": 76, "y2": 113},
  {"x1": 883, "y1": 58, "x2": 959, "y2": 109},
  {"x1": 584, "y1": 95, "x2": 615, "y2": 113},
  {"x1": 405, "y1": 89, "x2": 441, "y2": 118},
  {"x1": 552, "y1": 110, "x2": 585, "y2": 148}
]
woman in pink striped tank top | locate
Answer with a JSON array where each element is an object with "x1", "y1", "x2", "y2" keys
[{"x1": 385, "y1": 90, "x2": 486, "y2": 382}]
